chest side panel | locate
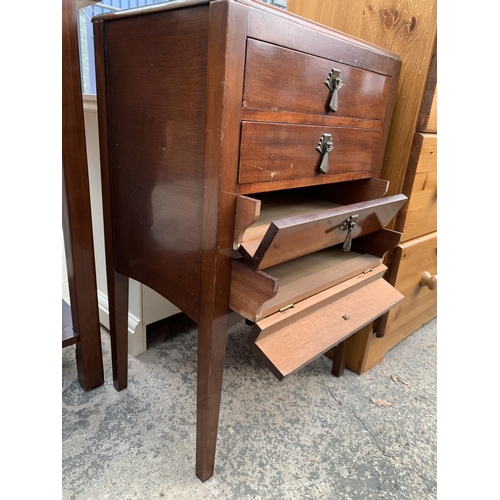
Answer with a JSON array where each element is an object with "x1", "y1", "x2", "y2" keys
[{"x1": 102, "y1": 6, "x2": 210, "y2": 321}]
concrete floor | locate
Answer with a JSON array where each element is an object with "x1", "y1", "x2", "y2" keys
[{"x1": 62, "y1": 308, "x2": 437, "y2": 499}]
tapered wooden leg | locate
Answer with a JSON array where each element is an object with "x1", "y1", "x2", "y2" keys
[
  {"x1": 108, "y1": 271, "x2": 129, "y2": 391},
  {"x1": 195, "y1": 313, "x2": 229, "y2": 482},
  {"x1": 62, "y1": 0, "x2": 104, "y2": 392},
  {"x1": 331, "y1": 340, "x2": 347, "y2": 378}
]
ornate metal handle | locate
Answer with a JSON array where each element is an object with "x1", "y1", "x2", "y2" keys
[
  {"x1": 325, "y1": 68, "x2": 344, "y2": 112},
  {"x1": 316, "y1": 134, "x2": 334, "y2": 174},
  {"x1": 339, "y1": 214, "x2": 359, "y2": 252}
]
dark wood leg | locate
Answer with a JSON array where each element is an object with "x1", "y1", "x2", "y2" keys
[
  {"x1": 195, "y1": 313, "x2": 229, "y2": 482},
  {"x1": 331, "y1": 340, "x2": 347, "y2": 378},
  {"x1": 108, "y1": 271, "x2": 129, "y2": 391},
  {"x1": 62, "y1": 0, "x2": 104, "y2": 391}
]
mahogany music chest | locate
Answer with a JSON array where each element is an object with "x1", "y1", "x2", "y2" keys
[{"x1": 93, "y1": 0, "x2": 406, "y2": 481}]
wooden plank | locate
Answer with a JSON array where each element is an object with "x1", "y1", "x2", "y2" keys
[
  {"x1": 196, "y1": 0, "x2": 249, "y2": 482},
  {"x1": 233, "y1": 195, "x2": 261, "y2": 249},
  {"x1": 240, "y1": 194, "x2": 340, "y2": 251},
  {"x1": 250, "y1": 277, "x2": 404, "y2": 380},
  {"x1": 258, "y1": 251, "x2": 382, "y2": 320},
  {"x1": 231, "y1": 248, "x2": 382, "y2": 321},
  {"x1": 395, "y1": 133, "x2": 437, "y2": 241},
  {"x1": 331, "y1": 340, "x2": 347, "y2": 377},
  {"x1": 287, "y1": 0, "x2": 437, "y2": 198},
  {"x1": 63, "y1": 0, "x2": 104, "y2": 391},
  {"x1": 241, "y1": 108, "x2": 382, "y2": 129},
  {"x1": 96, "y1": 5, "x2": 211, "y2": 322},
  {"x1": 229, "y1": 259, "x2": 279, "y2": 320}
]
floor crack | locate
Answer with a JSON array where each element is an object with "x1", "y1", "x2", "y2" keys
[{"x1": 327, "y1": 386, "x2": 434, "y2": 490}]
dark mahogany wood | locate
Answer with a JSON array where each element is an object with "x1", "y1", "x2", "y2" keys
[
  {"x1": 96, "y1": 6, "x2": 210, "y2": 323},
  {"x1": 351, "y1": 228, "x2": 403, "y2": 259},
  {"x1": 62, "y1": 0, "x2": 104, "y2": 391},
  {"x1": 239, "y1": 122, "x2": 382, "y2": 185},
  {"x1": 195, "y1": 0, "x2": 248, "y2": 482},
  {"x1": 331, "y1": 340, "x2": 346, "y2": 377},
  {"x1": 239, "y1": 194, "x2": 407, "y2": 270},
  {"x1": 243, "y1": 39, "x2": 391, "y2": 120},
  {"x1": 241, "y1": 109, "x2": 382, "y2": 129},
  {"x1": 93, "y1": 0, "x2": 403, "y2": 481}
]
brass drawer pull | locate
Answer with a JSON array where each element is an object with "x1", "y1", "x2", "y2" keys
[
  {"x1": 325, "y1": 68, "x2": 344, "y2": 112},
  {"x1": 316, "y1": 133, "x2": 334, "y2": 174},
  {"x1": 339, "y1": 214, "x2": 359, "y2": 252}
]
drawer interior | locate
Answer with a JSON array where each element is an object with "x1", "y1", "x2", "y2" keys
[
  {"x1": 233, "y1": 182, "x2": 407, "y2": 270},
  {"x1": 230, "y1": 246, "x2": 383, "y2": 322}
]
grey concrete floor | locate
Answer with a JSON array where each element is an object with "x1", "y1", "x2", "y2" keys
[{"x1": 62, "y1": 308, "x2": 437, "y2": 500}]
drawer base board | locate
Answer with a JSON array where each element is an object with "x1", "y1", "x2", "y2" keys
[{"x1": 249, "y1": 277, "x2": 404, "y2": 380}]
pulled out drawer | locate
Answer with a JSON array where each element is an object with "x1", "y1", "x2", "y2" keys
[
  {"x1": 249, "y1": 273, "x2": 403, "y2": 380},
  {"x1": 230, "y1": 179, "x2": 406, "y2": 380},
  {"x1": 233, "y1": 181, "x2": 407, "y2": 270},
  {"x1": 230, "y1": 249, "x2": 403, "y2": 380}
]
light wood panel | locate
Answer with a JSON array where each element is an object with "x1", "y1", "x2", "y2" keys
[
  {"x1": 287, "y1": 0, "x2": 437, "y2": 198},
  {"x1": 343, "y1": 232, "x2": 437, "y2": 373},
  {"x1": 250, "y1": 275, "x2": 404, "y2": 380},
  {"x1": 400, "y1": 133, "x2": 437, "y2": 241},
  {"x1": 230, "y1": 249, "x2": 382, "y2": 321}
]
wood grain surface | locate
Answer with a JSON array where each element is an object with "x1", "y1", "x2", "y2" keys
[{"x1": 288, "y1": 0, "x2": 437, "y2": 197}]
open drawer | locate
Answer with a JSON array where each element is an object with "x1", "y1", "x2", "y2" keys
[
  {"x1": 230, "y1": 178, "x2": 406, "y2": 380},
  {"x1": 230, "y1": 247, "x2": 404, "y2": 380},
  {"x1": 233, "y1": 179, "x2": 407, "y2": 270}
]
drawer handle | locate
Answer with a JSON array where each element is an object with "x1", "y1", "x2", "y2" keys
[
  {"x1": 419, "y1": 272, "x2": 437, "y2": 291},
  {"x1": 325, "y1": 68, "x2": 344, "y2": 112},
  {"x1": 316, "y1": 133, "x2": 334, "y2": 174},
  {"x1": 339, "y1": 214, "x2": 359, "y2": 252}
]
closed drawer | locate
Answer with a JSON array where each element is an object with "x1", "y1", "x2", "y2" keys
[
  {"x1": 238, "y1": 122, "x2": 382, "y2": 185},
  {"x1": 233, "y1": 185, "x2": 407, "y2": 269},
  {"x1": 376, "y1": 232, "x2": 437, "y2": 342},
  {"x1": 400, "y1": 133, "x2": 437, "y2": 241},
  {"x1": 230, "y1": 252, "x2": 404, "y2": 380},
  {"x1": 243, "y1": 39, "x2": 391, "y2": 122}
]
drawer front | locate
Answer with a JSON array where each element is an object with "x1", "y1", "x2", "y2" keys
[
  {"x1": 238, "y1": 193, "x2": 407, "y2": 270},
  {"x1": 239, "y1": 122, "x2": 382, "y2": 185},
  {"x1": 376, "y1": 232, "x2": 437, "y2": 343},
  {"x1": 243, "y1": 39, "x2": 391, "y2": 121},
  {"x1": 248, "y1": 274, "x2": 404, "y2": 380},
  {"x1": 401, "y1": 133, "x2": 437, "y2": 241}
]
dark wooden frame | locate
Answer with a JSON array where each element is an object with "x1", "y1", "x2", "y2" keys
[{"x1": 62, "y1": 0, "x2": 104, "y2": 391}]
